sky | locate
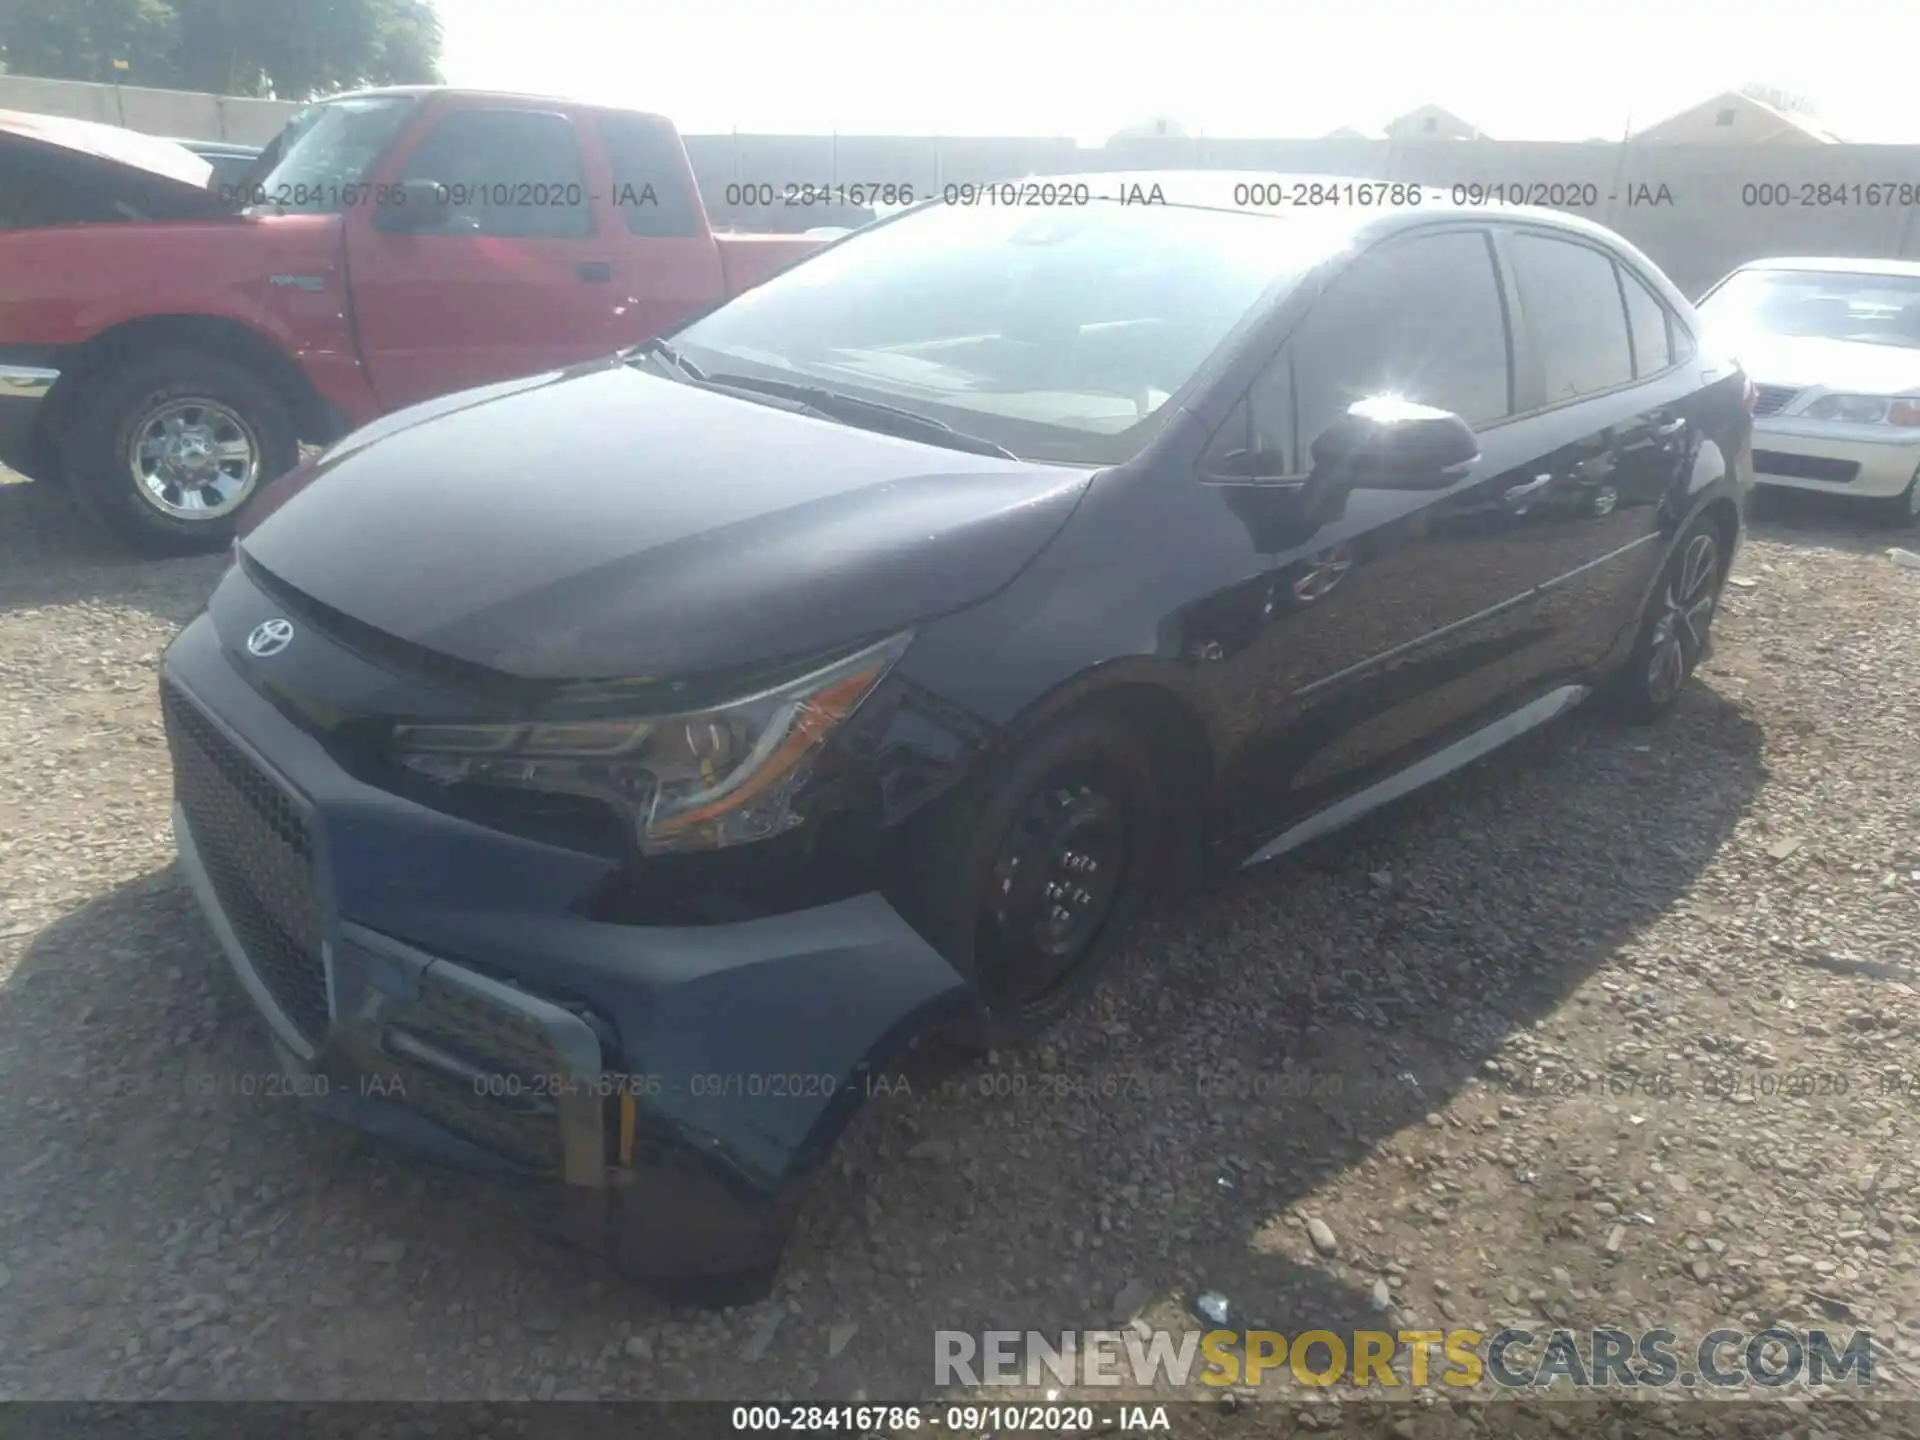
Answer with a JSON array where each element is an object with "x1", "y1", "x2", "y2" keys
[{"x1": 434, "y1": 0, "x2": 1920, "y2": 144}]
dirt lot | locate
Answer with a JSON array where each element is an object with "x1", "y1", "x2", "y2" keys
[{"x1": 2, "y1": 468, "x2": 1918, "y2": 1429}]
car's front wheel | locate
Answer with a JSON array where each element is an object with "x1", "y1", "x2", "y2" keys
[
  {"x1": 1608, "y1": 515, "x2": 1726, "y2": 722},
  {"x1": 1874, "y1": 469, "x2": 1920, "y2": 528},
  {"x1": 905, "y1": 708, "x2": 1162, "y2": 1047}
]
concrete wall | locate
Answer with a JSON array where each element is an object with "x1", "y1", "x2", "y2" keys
[
  {"x1": 3, "y1": 75, "x2": 1916, "y2": 298},
  {"x1": 683, "y1": 134, "x2": 1920, "y2": 299},
  {"x1": 0, "y1": 75, "x2": 297, "y2": 144}
]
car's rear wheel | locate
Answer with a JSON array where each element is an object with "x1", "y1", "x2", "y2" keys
[
  {"x1": 61, "y1": 349, "x2": 298, "y2": 556},
  {"x1": 1607, "y1": 515, "x2": 1726, "y2": 723},
  {"x1": 905, "y1": 708, "x2": 1161, "y2": 1047}
]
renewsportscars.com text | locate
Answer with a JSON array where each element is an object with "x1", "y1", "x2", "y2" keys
[{"x1": 935, "y1": 1326, "x2": 1875, "y2": 1390}]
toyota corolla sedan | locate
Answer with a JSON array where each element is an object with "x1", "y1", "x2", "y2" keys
[
  {"x1": 1697, "y1": 256, "x2": 1920, "y2": 525},
  {"x1": 161, "y1": 172, "x2": 1752, "y2": 1296}
]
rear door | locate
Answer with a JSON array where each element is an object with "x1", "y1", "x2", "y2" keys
[
  {"x1": 1202, "y1": 226, "x2": 1590, "y2": 842},
  {"x1": 1489, "y1": 227, "x2": 1697, "y2": 695},
  {"x1": 344, "y1": 104, "x2": 625, "y2": 409}
]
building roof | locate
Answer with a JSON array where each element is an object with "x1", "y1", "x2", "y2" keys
[
  {"x1": 1631, "y1": 90, "x2": 1843, "y2": 143},
  {"x1": 1384, "y1": 104, "x2": 1485, "y2": 138}
]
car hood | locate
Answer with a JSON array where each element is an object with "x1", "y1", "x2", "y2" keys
[
  {"x1": 1725, "y1": 333, "x2": 1920, "y2": 395},
  {"x1": 0, "y1": 108, "x2": 220, "y2": 207},
  {"x1": 240, "y1": 358, "x2": 1095, "y2": 683}
]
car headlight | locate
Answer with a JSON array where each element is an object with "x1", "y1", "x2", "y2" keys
[
  {"x1": 1801, "y1": 394, "x2": 1920, "y2": 426},
  {"x1": 390, "y1": 631, "x2": 911, "y2": 854}
]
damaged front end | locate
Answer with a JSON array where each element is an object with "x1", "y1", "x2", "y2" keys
[{"x1": 159, "y1": 561, "x2": 987, "y2": 1291}]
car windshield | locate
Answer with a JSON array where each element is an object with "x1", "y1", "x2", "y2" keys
[
  {"x1": 669, "y1": 197, "x2": 1341, "y2": 464},
  {"x1": 1699, "y1": 268, "x2": 1920, "y2": 350},
  {"x1": 246, "y1": 96, "x2": 418, "y2": 214}
]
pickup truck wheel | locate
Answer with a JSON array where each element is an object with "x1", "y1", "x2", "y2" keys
[{"x1": 62, "y1": 350, "x2": 298, "y2": 555}]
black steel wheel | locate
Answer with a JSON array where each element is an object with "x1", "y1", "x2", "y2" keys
[
  {"x1": 902, "y1": 708, "x2": 1161, "y2": 1046},
  {"x1": 974, "y1": 765, "x2": 1133, "y2": 1016}
]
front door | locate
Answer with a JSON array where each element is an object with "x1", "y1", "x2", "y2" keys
[
  {"x1": 344, "y1": 105, "x2": 624, "y2": 410},
  {"x1": 1194, "y1": 226, "x2": 1590, "y2": 849}
]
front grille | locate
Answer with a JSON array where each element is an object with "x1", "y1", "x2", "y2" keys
[
  {"x1": 162, "y1": 682, "x2": 330, "y2": 1045},
  {"x1": 379, "y1": 971, "x2": 570, "y2": 1175},
  {"x1": 1751, "y1": 384, "x2": 1801, "y2": 417},
  {"x1": 1753, "y1": 449, "x2": 1861, "y2": 484}
]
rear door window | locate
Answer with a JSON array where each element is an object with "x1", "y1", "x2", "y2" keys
[{"x1": 1509, "y1": 232, "x2": 1635, "y2": 401}]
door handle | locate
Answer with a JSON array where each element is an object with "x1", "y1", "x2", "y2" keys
[
  {"x1": 1503, "y1": 474, "x2": 1555, "y2": 508},
  {"x1": 1652, "y1": 416, "x2": 1687, "y2": 438},
  {"x1": 577, "y1": 261, "x2": 612, "y2": 282}
]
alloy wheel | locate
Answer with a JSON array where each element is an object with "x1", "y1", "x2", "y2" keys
[
  {"x1": 1644, "y1": 532, "x2": 1719, "y2": 704},
  {"x1": 128, "y1": 398, "x2": 263, "y2": 520}
]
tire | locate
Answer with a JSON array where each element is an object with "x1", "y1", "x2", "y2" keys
[
  {"x1": 645, "y1": 1261, "x2": 782, "y2": 1309},
  {"x1": 1606, "y1": 515, "x2": 1727, "y2": 723},
  {"x1": 1873, "y1": 470, "x2": 1920, "y2": 529},
  {"x1": 900, "y1": 707, "x2": 1162, "y2": 1048},
  {"x1": 60, "y1": 349, "x2": 298, "y2": 556}
]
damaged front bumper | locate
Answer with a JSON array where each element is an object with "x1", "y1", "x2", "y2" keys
[{"x1": 160, "y1": 610, "x2": 973, "y2": 1284}]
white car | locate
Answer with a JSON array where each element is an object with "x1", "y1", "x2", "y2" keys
[{"x1": 1698, "y1": 256, "x2": 1920, "y2": 525}]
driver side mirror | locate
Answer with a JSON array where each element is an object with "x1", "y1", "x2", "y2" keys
[
  {"x1": 373, "y1": 178, "x2": 451, "y2": 234},
  {"x1": 1308, "y1": 397, "x2": 1480, "y2": 492}
]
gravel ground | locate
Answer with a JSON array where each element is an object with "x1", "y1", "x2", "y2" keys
[{"x1": 2, "y1": 469, "x2": 1918, "y2": 1432}]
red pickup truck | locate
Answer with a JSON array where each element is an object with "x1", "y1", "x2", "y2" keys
[{"x1": 0, "y1": 89, "x2": 828, "y2": 553}]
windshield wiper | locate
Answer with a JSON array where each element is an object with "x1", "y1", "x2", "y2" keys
[
  {"x1": 699, "y1": 372, "x2": 1019, "y2": 459},
  {"x1": 623, "y1": 337, "x2": 708, "y2": 382}
]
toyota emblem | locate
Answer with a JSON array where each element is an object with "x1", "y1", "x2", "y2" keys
[{"x1": 246, "y1": 618, "x2": 295, "y2": 657}]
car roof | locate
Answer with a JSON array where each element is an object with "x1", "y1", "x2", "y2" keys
[
  {"x1": 991, "y1": 169, "x2": 1631, "y2": 238},
  {"x1": 917, "y1": 169, "x2": 1649, "y2": 260},
  {"x1": 322, "y1": 85, "x2": 672, "y2": 125},
  {"x1": 884, "y1": 170, "x2": 1690, "y2": 312},
  {"x1": 1025, "y1": 170, "x2": 1423, "y2": 214},
  {"x1": 1728, "y1": 255, "x2": 1920, "y2": 280}
]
